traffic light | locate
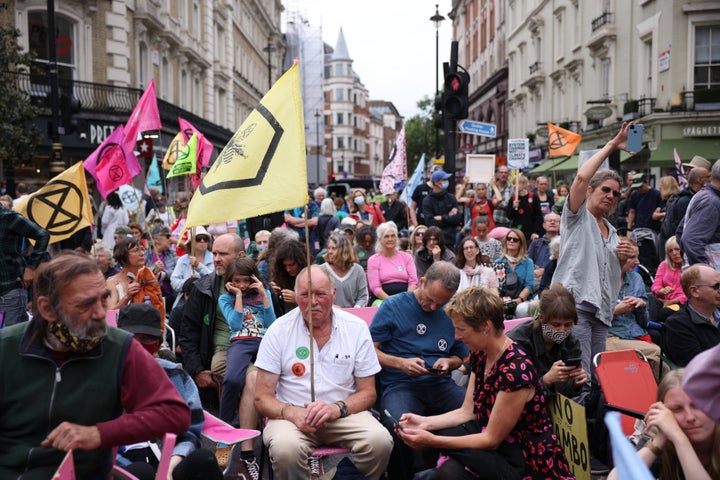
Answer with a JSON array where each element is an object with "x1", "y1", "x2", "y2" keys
[
  {"x1": 433, "y1": 93, "x2": 445, "y2": 130},
  {"x1": 60, "y1": 94, "x2": 81, "y2": 134},
  {"x1": 443, "y1": 70, "x2": 469, "y2": 120}
]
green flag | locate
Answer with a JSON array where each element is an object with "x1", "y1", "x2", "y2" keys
[{"x1": 167, "y1": 133, "x2": 197, "y2": 178}]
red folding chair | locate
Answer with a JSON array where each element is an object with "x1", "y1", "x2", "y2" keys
[{"x1": 593, "y1": 349, "x2": 658, "y2": 436}]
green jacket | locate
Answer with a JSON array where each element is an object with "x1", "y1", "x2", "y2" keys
[{"x1": 0, "y1": 319, "x2": 132, "y2": 480}]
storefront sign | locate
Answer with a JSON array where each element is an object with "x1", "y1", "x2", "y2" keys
[
  {"x1": 658, "y1": 50, "x2": 670, "y2": 73},
  {"x1": 90, "y1": 123, "x2": 118, "y2": 145},
  {"x1": 683, "y1": 125, "x2": 720, "y2": 137}
]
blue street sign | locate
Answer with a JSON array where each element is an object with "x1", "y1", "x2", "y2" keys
[{"x1": 457, "y1": 120, "x2": 496, "y2": 138}]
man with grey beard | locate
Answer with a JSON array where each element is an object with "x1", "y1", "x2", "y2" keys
[{"x1": 0, "y1": 252, "x2": 190, "y2": 479}]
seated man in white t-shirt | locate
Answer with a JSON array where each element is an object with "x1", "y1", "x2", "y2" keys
[{"x1": 254, "y1": 266, "x2": 393, "y2": 480}]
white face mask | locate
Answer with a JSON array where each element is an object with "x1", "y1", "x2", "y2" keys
[
  {"x1": 440, "y1": 180, "x2": 449, "y2": 190},
  {"x1": 354, "y1": 196, "x2": 365, "y2": 206}
]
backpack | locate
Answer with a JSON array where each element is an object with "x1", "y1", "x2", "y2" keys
[{"x1": 132, "y1": 266, "x2": 166, "y2": 331}]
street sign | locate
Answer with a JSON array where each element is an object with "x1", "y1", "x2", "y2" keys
[{"x1": 457, "y1": 120, "x2": 496, "y2": 138}]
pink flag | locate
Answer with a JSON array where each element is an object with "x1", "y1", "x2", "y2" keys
[
  {"x1": 379, "y1": 125, "x2": 407, "y2": 195},
  {"x1": 84, "y1": 125, "x2": 142, "y2": 199},
  {"x1": 123, "y1": 79, "x2": 162, "y2": 152},
  {"x1": 178, "y1": 117, "x2": 214, "y2": 167},
  {"x1": 673, "y1": 148, "x2": 689, "y2": 189},
  {"x1": 178, "y1": 117, "x2": 214, "y2": 189}
]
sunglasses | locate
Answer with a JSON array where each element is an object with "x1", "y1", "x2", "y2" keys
[
  {"x1": 195, "y1": 236, "x2": 209, "y2": 242},
  {"x1": 599, "y1": 186, "x2": 622, "y2": 199},
  {"x1": 506, "y1": 237, "x2": 521, "y2": 243},
  {"x1": 695, "y1": 283, "x2": 720, "y2": 291},
  {"x1": 415, "y1": 231, "x2": 424, "y2": 236}
]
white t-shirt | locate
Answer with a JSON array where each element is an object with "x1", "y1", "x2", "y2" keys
[{"x1": 255, "y1": 307, "x2": 380, "y2": 407}]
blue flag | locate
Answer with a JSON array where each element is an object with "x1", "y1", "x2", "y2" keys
[
  {"x1": 146, "y1": 154, "x2": 163, "y2": 193},
  {"x1": 402, "y1": 153, "x2": 426, "y2": 205},
  {"x1": 604, "y1": 412, "x2": 654, "y2": 480}
]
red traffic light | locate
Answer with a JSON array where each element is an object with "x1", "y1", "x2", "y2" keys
[{"x1": 445, "y1": 73, "x2": 465, "y2": 92}]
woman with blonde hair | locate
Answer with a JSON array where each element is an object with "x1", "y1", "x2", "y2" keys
[
  {"x1": 408, "y1": 225, "x2": 427, "y2": 254},
  {"x1": 608, "y1": 369, "x2": 720, "y2": 480},
  {"x1": 321, "y1": 234, "x2": 368, "y2": 308},
  {"x1": 496, "y1": 228, "x2": 535, "y2": 318}
]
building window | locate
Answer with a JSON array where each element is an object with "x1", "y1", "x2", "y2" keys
[
  {"x1": 139, "y1": 43, "x2": 148, "y2": 85},
  {"x1": 335, "y1": 64, "x2": 343, "y2": 76},
  {"x1": 335, "y1": 88, "x2": 343, "y2": 101},
  {"x1": 28, "y1": 11, "x2": 76, "y2": 81},
  {"x1": 694, "y1": 25, "x2": 720, "y2": 90},
  {"x1": 337, "y1": 137, "x2": 345, "y2": 149},
  {"x1": 193, "y1": 1, "x2": 200, "y2": 35},
  {"x1": 181, "y1": 70, "x2": 188, "y2": 109},
  {"x1": 601, "y1": 58, "x2": 611, "y2": 98},
  {"x1": 216, "y1": 88, "x2": 226, "y2": 125},
  {"x1": 336, "y1": 112, "x2": 344, "y2": 125},
  {"x1": 194, "y1": 77, "x2": 201, "y2": 114}
]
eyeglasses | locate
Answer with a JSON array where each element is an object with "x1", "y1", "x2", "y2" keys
[
  {"x1": 506, "y1": 237, "x2": 520, "y2": 243},
  {"x1": 195, "y1": 236, "x2": 209, "y2": 242},
  {"x1": 599, "y1": 186, "x2": 622, "y2": 199},
  {"x1": 415, "y1": 231, "x2": 424, "y2": 237},
  {"x1": 463, "y1": 245, "x2": 478, "y2": 250},
  {"x1": 694, "y1": 283, "x2": 720, "y2": 291}
]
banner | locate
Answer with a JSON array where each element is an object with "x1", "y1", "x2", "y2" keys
[
  {"x1": 547, "y1": 393, "x2": 591, "y2": 480},
  {"x1": 83, "y1": 125, "x2": 141, "y2": 199},
  {"x1": 379, "y1": 125, "x2": 407, "y2": 195},
  {"x1": 167, "y1": 133, "x2": 198, "y2": 178},
  {"x1": 185, "y1": 63, "x2": 307, "y2": 228},
  {"x1": 13, "y1": 162, "x2": 94, "y2": 244},
  {"x1": 162, "y1": 132, "x2": 186, "y2": 170},
  {"x1": 547, "y1": 123, "x2": 582, "y2": 158}
]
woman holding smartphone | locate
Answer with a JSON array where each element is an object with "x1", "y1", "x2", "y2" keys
[
  {"x1": 550, "y1": 122, "x2": 637, "y2": 406},
  {"x1": 397, "y1": 287, "x2": 573, "y2": 479},
  {"x1": 508, "y1": 284, "x2": 588, "y2": 398}
]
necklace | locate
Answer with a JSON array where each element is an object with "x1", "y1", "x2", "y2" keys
[{"x1": 484, "y1": 337, "x2": 511, "y2": 377}]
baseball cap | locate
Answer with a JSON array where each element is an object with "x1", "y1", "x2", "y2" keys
[
  {"x1": 682, "y1": 155, "x2": 712, "y2": 170},
  {"x1": 630, "y1": 173, "x2": 646, "y2": 189},
  {"x1": 117, "y1": 303, "x2": 162, "y2": 337},
  {"x1": 431, "y1": 170, "x2": 452, "y2": 183}
]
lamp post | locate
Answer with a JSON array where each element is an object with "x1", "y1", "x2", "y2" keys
[
  {"x1": 314, "y1": 110, "x2": 322, "y2": 185},
  {"x1": 430, "y1": 4, "x2": 445, "y2": 159},
  {"x1": 263, "y1": 39, "x2": 275, "y2": 90}
]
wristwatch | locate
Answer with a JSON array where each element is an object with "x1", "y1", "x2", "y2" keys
[{"x1": 335, "y1": 400, "x2": 349, "y2": 418}]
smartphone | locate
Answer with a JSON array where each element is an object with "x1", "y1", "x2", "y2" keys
[
  {"x1": 383, "y1": 409, "x2": 403, "y2": 430},
  {"x1": 564, "y1": 357, "x2": 582, "y2": 368},
  {"x1": 426, "y1": 367, "x2": 448, "y2": 376},
  {"x1": 626, "y1": 123, "x2": 644, "y2": 153}
]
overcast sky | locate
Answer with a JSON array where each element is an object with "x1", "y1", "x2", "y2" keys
[{"x1": 282, "y1": 0, "x2": 454, "y2": 120}]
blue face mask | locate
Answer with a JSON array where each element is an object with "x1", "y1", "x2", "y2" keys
[
  {"x1": 440, "y1": 180, "x2": 450, "y2": 190},
  {"x1": 354, "y1": 196, "x2": 365, "y2": 206}
]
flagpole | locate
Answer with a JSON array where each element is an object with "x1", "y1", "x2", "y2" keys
[{"x1": 303, "y1": 205, "x2": 315, "y2": 402}]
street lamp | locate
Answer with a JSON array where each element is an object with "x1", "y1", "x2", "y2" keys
[
  {"x1": 263, "y1": 39, "x2": 275, "y2": 90},
  {"x1": 314, "y1": 110, "x2": 322, "y2": 185},
  {"x1": 430, "y1": 4, "x2": 445, "y2": 159}
]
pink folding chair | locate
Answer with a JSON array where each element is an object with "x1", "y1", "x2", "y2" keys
[
  {"x1": 52, "y1": 450, "x2": 75, "y2": 479},
  {"x1": 111, "y1": 433, "x2": 177, "y2": 480},
  {"x1": 340, "y1": 306, "x2": 378, "y2": 326},
  {"x1": 308, "y1": 446, "x2": 352, "y2": 479},
  {"x1": 201, "y1": 411, "x2": 260, "y2": 445},
  {"x1": 503, "y1": 316, "x2": 532, "y2": 333},
  {"x1": 106, "y1": 308, "x2": 119, "y2": 327}
]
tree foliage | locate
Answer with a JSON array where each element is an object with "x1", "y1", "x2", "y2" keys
[
  {"x1": 0, "y1": 4, "x2": 45, "y2": 165},
  {"x1": 404, "y1": 96, "x2": 443, "y2": 176}
]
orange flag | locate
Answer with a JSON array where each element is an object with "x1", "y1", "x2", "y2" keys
[{"x1": 547, "y1": 123, "x2": 582, "y2": 157}]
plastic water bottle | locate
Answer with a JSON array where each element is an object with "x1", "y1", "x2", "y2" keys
[{"x1": 143, "y1": 295, "x2": 151, "y2": 305}]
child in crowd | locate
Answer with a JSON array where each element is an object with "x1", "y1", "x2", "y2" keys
[{"x1": 218, "y1": 258, "x2": 276, "y2": 427}]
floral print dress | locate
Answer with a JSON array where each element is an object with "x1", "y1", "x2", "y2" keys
[{"x1": 470, "y1": 343, "x2": 575, "y2": 480}]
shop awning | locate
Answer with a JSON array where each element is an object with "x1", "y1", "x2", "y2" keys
[
  {"x1": 528, "y1": 155, "x2": 577, "y2": 175},
  {"x1": 650, "y1": 138, "x2": 720, "y2": 168}
]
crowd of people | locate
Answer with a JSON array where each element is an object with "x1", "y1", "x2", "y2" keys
[{"x1": 1, "y1": 120, "x2": 720, "y2": 479}]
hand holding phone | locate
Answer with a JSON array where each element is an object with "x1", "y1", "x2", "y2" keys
[
  {"x1": 564, "y1": 357, "x2": 582, "y2": 369},
  {"x1": 425, "y1": 366, "x2": 448, "y2": 376},
  {"x1": 626, "y1": 123, "x2": 644, "y2": 153},
  {"x1": 383, "y1": 409, "x2": 403, "y2": 430}
]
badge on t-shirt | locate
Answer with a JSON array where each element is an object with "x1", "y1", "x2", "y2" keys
[{"x1": 396, "y1": 265, "x2": 404, "y2": 271}]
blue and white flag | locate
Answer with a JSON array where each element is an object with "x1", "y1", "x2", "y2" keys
[
  {"x1": 604, "y1": 412, "x2": 654, "y2": 480},
  {"x1": 402, "y1": 153, "x2": 426, "y2": 205}
]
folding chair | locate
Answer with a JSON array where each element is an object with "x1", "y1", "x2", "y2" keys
[
  {"x1": 201, "y1": 411, "x2": 261, "y2": 477},
  {"x1": 111, "y1": 433, "x2": 177, "y2": 480},
  {"x1": 593, "y1": 349, "x2": 658, "y2": 436},
  {"x1": 52, "y1": 450, "x2": 76, "y2": 479},
  {"x1": 503, "y1": 316, "x2": 532, "y2": 333}
]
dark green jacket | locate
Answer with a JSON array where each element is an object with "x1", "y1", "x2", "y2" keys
[{"x1": 0, "y1": 319, "x2": 131, "y2": 480}]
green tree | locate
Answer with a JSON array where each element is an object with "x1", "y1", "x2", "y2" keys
[
  {"x1": 0, "y1": 4, "x2": 45, "y2": 166},
  {"x1": 405, "y1": 96, "x2": 442, "y2": 175}
]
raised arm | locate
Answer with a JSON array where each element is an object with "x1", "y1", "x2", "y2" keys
[{"x1": 567, "y1": 122, "x2": 630, "y2": 214}]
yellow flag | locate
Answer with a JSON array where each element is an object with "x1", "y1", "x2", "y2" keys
[
  {"x1": 547, "y1": 123, "x2": 582, "y2": 157},
  {"x1": 186, "y1": 63, "x2": 307, "y2": 228},
  {"x1": 162, "y1": 132, "x2": 186, "y2": 170},
  {"x1": 13, "y1": 162, "x2": 94, "y2": 244},
  {"x1": 167, "y1": 133, "x2": 198, "y2": 178}
]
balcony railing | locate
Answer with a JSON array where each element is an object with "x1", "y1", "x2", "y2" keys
[
  {"x1": 529, "y1": 62, "x2": 541, "y2": 74},
  {"x1": 7, "y1": 70, "x2": 233, "y2": 141},
  {"x1": 591, "y1": 11, "x2": 613, "y2": 33}
]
